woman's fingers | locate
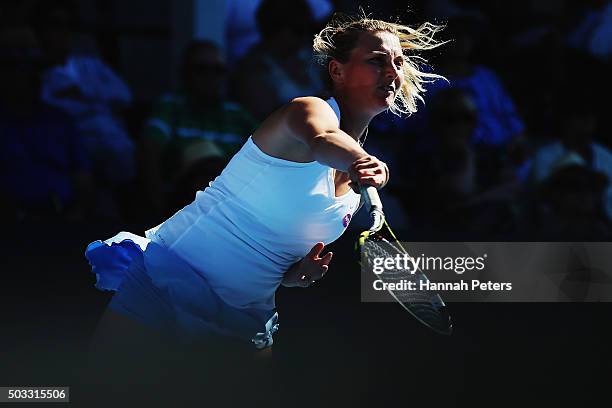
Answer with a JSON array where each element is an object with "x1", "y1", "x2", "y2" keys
[
  {"x1": 358, "y1": 175, "x2": 386, "y2": 185},
  {"x1": 298, "y1": 248, "x2": 333, "y2": 285},
  {"x1": 349, "y1": 156, "x2": 388, "y2": 189},
  {"x1": 354, "y1": 161, "x2": 382, "y2": 170},
  {"x1": 320, "y1": 251, "x2": 333, "y2": 266},
  {"x1": 354, "y1": 162, "x2": 378, "y2": 169},
  {"x1": 320, "y1": 264, "x2": 329, "y2": 278},
  {"x1": 306, "y1": 243, "x2": 334, "y2": 263},
  {"x1": 306, "y1": 242, "x2": 325, "y2": 259},
  {"x1": 353, "y1": 156, "x2": 373, "y2": 164},
  {"x1": 358, "y1": 169, "x2": 383, "y2": 178},
  {"x1": 311, "y1": 263, "x2": 330, "y2": 281}
]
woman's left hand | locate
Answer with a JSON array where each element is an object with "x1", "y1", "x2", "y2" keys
[{"x1": 281, "y1": 242, "x2": 333, "y2": 288}]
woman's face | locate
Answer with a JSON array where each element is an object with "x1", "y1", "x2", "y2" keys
[{"x1": 334, "y1": 31, "x2": 404, "y2": 115}]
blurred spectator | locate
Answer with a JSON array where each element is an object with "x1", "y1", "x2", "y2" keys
[
  {"x1": 532, "y1": 164, "x2": 612, "y2": 240},
  {"x1": 230, "y1": 0, "x2": 324, "y2": 120},
  {"x1": 0, "y1": 25, "x2": 93, "y2": 221},
  {"x1": 424, "y1": 0, "x2": 486, "y2": 22},
  {"x1": 428, "y1": 16, "x2": 525, "y2": 148},
  {"x1": 506, "y1": 0, "x2": 568, "y2": 48},
  {"x1": 403, "y1": 89, "x2": 478, "y2": 214},
  {"x1": 141, "y1": 40, "x2": 256, "y2": 218},
  {"x1": 372, "y1": 14, "x2": 527, "y2": 190},
  {"x1": 225, "y1": 0, "x2": 333, "y2": 63},
  {"x1": 399, "y1": 88, "x2": 517, "y2": 239},
  {"x1": 500, "y1": 2, "x2": 611, "y2": 149},
  {"x1": 567, "y1": 0, "x2": 612, "y2": 62},
  {"x1": 529, "y1": 103, "x2": 612, "y2": 220},
  {"x1": 32, "y1": 0, "x2": 136, "y2": 189},
  {"x1": 169, "y1": 141, "x2": 227, "y2": 215}
]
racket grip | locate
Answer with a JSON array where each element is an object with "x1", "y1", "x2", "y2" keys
[
  {"x1": 359, "y1": 185, "x2": 383, "y2": 213},
  {"x1": 360, "y1": 185, "x2": 385, "y2": 232}
]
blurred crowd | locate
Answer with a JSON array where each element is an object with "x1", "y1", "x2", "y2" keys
[{"x1": 1, "y1": 0, "x2": 611, "y2": 241}]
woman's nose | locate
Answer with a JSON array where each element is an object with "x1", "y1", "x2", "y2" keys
[
  {"x1": 385, "y1": 63, "x2": 399, "y2": 81},
  {"x1": 385, "y1": 63, "x2": 401, "y2": 78}
]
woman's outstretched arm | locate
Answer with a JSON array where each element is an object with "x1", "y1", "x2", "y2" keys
[{"x1": 284, "y1": 97, "x2": 389, "y2": 190}]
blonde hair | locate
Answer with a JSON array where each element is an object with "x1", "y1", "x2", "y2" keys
[{"x1": 313, "y1": 14, "x2": 447, "y2": 116}]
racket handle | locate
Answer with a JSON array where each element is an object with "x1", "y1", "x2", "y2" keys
[
  {"x1": 360, "y1": 185, "x2": 385, "y2": 232},
  {"x1": 359, "y1": 185, "x2": 383, "y2": 213}
]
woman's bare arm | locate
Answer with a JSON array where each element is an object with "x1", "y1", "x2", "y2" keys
[
  {"x1": 285, "y1": 97, "x2": 388, "y2": 189},
  {"x1": 285, "y1": 97, "x2": 368, "y2": 171},
  {"x1": 252, "y1": 97, "x2": 388, "y2": 189}
]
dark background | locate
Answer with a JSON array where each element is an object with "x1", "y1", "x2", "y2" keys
[{"x1": 1, "y1": 0, "x2": 611, "y2": 406}]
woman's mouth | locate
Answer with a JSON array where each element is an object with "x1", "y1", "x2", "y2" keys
[{"x1": 378, "y1": 85, "x2": 395, "y2": 96}]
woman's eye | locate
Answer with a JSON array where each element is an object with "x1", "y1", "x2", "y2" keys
[{"x1": 369, "y1": 58, "x2": 383, "y2": 65}]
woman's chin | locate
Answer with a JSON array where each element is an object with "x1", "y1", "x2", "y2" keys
[
  {"x1": 365, "y1": 93, "x2": 394, "y2": 115},
  {"x1": 374, "y1": 96, "x2": 393, "y2": 112}
]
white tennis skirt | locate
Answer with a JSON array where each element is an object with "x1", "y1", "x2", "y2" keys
[{"x1": 85, "y1": 232, "x2": 278, "y2": 349}]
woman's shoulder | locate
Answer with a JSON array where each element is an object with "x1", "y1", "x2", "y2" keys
[
  {"x1": 250, "y1": 97, "x2": 337, "y2": 134},
  {"x1": 282, "y1": 96, "x2": 338, "y2": 123},
  {"x1": 251, "y1": 96, "x2": 339, "y2": 162},
  {"x1": 286, "y1": 96, "x2": 329, "y2": 109}
]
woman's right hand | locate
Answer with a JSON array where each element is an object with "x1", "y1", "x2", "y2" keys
[{"x1": 348, "y1": 155, "x2": 389, "y2": 193}]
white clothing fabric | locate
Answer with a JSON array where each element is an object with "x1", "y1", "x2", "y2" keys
[{"x1": 146, "y1": 97, "x2": 360, "y2": 310}]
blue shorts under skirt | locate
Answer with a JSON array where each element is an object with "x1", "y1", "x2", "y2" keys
[{"x1": 85, "y1": 232, "x2": 278, "y2": 349}]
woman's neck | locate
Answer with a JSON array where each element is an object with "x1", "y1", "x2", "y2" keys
[{"x1": 333, "y1": 93, "x2": 372, "y2": 141}]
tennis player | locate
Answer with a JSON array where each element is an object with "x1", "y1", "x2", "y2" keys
[{"x1": 86, "y1": 15, "x2": 444, "y2": 351}]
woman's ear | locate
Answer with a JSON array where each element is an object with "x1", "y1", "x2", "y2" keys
[{"x1": 328, "y1": 59, "x2": 344, "y2": 86}]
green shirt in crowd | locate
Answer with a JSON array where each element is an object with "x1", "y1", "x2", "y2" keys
[{"x1": 144, "y1": 92, "x2": 257, "y2": 181}]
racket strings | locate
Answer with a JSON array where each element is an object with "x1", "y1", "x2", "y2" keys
[
  {"x1": 361, "y1": 231, "x2": 452, "y2": 335},
  {"x1": 363, "y1": 237, "x2": 434, "y2": 303}
]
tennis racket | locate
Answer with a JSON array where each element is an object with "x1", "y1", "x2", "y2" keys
[{"x1": 358, "y1": 185, "x2": 452, "y2": 335}]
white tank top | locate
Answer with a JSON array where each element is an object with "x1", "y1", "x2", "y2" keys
[{"x1": 145, "y1": 97, "x2": 360, "y2": 310}]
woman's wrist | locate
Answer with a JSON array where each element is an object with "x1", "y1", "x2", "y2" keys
[{"x1": 381, "y1": 162, "x2": 390, "y2": 188}]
